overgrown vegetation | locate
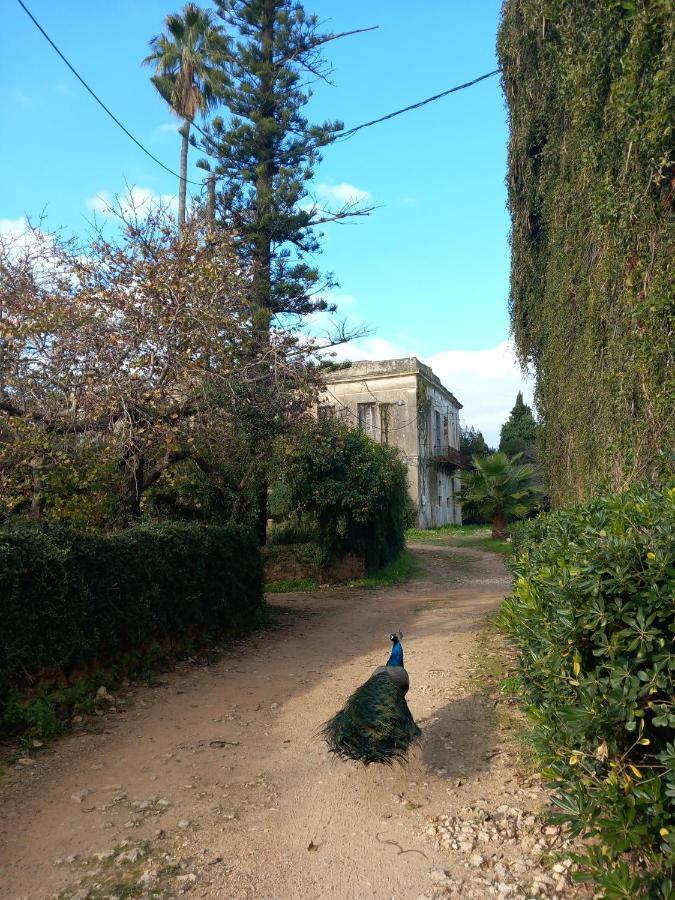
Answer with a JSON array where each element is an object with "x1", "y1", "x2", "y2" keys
[
  {"x1": 0, "y1": 519, "x2": 263, "y2": 734},
  {"x1": 498, "y1": 482, "x2": 674, "y2": 897},
  {"x1": 272, "y1": 419, "x2": 409, "y2": 572},
  {"x1": 498, "y1": 1, "x2": 674, "y2": 504}
]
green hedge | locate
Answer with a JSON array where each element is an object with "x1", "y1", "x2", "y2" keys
[
  {"x1": 498, "y1": 483, "x2": 674, "y2": 896},
  {"x1": 0, "y1": 520, "x2": 263, "y2": 707}
]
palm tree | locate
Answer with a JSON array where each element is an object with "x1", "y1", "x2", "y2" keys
[
  {"x1": 144, "y1": 4, "x2": 228, "y2": 228},
  {"x1": 459, "y1": 452, "x2": 543, "y2": 539}
]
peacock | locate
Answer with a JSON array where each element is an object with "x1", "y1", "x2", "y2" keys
[{"x1": 322, "y1": 632, "x2": 421, "y2": 764}]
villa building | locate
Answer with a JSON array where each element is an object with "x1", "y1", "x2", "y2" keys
[{"x1": 319, "y1": 357, "x2": 464, "y2": 528}]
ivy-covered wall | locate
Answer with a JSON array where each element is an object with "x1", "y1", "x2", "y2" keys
[{"x1": 498, "y1": 0, "x2": 673, "y2": 505}]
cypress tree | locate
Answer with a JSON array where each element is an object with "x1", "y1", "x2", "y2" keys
[{"x1": 499, "y1": 392, "x2": 537, "y2": 460}]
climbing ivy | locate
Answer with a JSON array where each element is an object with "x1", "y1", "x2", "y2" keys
[{"x1": 498, "y1": 0, "x2": 674, "y2": 505}]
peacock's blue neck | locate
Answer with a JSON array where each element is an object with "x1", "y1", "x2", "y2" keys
[{"x1": 386, "y1": 641, "x2": 404, "y2": 667}]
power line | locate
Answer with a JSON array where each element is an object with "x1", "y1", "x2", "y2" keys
[
  {"x1": 192, "y1": 69, "x2": 501, "y2": 167},
  {"x1": 16, "y1": 0, "x2": 500, "y2": 189},
  {"x1": 15, "y1": 0, "x2": 202, "y2": 187},
  {"x1": 335, "y1": 69, "x2": 501, "y2": 141}
]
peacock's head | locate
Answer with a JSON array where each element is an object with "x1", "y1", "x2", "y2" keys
[{"x1": 389, "y1": 631, "x2": 403, "y2": 644}]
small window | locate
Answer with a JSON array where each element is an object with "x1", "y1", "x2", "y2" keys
[
  {"x1": 357, "y1": 403, "x2": 376, "y2": 437},
  {"x1": 318, "y1": 404, "x2": 335, "y2": 421},
  {"x1": 443, "y1": 415, "x2": 449, "y2": 451},
  {"x1": 438, "y1": 494, "x2": 442, "y2": 506}
]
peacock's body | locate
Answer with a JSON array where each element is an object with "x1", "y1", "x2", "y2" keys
[{"x1": 322, "y1": 633, "x2": 421, "y2": 764}]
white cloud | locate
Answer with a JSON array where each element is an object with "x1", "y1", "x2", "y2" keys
[
  {"x1": 426, "y1": 342, "x2": 535, "y2": 447},
  {"x1": 324, "y1": 337, "x2": 535, "y2": 447},
  {"x1": 0, "y1": 217, "x2": 30, "y2": 240},
  {"x1": 315, "y1": 182, "x2": 372, "y2": 205},
  {"x1": 85, "y1": 186, "x2": 178, "y2": 217},
  {"x1": 321, "y1": 291, "x2": 358, "y2": 309},
  {"x1": 0, "y1": 217, "x2": 67, "y2": 277},
  {"x1": 156, "y1": 121, "x2": 181, "y2": 134}
]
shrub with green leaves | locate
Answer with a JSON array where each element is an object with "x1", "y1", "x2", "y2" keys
[
  {"x1": 0, "y1": 520, "x2": 264, "y2": 724},
  {"x1": 274, "y1": 419, "x2": 409, "y2": 572},
  {"x1": 498, "y1": 482, "x2": 674, "y2": 896}
]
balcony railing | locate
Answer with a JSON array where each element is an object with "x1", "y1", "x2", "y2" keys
[{"x1": 432, "y1": 445, "x2": 465, "y2": 468}]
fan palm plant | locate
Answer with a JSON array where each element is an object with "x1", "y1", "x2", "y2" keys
[
  {"x1": 144, "y1": 4, "x2": 228, "y2": 228},
  {"x1": 459, "y1": 452, "x2": 542, "y2": 539}
]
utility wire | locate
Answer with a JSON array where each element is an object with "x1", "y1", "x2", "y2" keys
[
  {"x1": 192, "y1": 69, "x2": 501, "y2": 166},
  {"x1": 334, "y1": 69, "x2": 501, "y2": 141},
  {"x1": 15, "y1": 0, "x2": 201, "y2": 186},
  {"x1": 16, "y1": 0, "x2": 499, "y2": 187}
]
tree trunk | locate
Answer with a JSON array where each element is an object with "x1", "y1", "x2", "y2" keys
[
  {"x1": 178, "y1": 121, "x2": 190, "y2": 229},
  {"x1": 492, "y1": 505, "x2": 508, "y2": 540},
  {"x1": 207, "y1": 173, "x2": 216, "y2": 229},
  {"x1": 251, "y1": 5, "x2": 276, "y2": 546},
  {"x1": 123, "y1": 453, "x2": 144, "y2": 521}
]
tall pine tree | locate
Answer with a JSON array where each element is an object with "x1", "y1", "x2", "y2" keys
[
  {"x1": 204, "y1": 0, "x2": 373, "y2": 327},
  {"x1": 201, "y1": 0, "x2": 374, "y2": 539}
]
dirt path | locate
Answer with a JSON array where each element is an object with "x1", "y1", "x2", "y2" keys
[{"x1": 0, "y1": 543, "x2": 583, "y2": 900}]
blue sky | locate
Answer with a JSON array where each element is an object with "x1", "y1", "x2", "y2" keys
[{"x1": 2, "y1": 0, "x2": 533, "y2": 445}]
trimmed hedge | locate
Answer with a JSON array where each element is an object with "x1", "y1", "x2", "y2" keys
[
  {"x1": 498, "y1": 483, "x2": 674, "y2": 896},
  {"x1": 0, "y1": 520, "x2": 263, "y2": 707}
]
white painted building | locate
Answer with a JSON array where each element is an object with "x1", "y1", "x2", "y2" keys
[{"x1": 319, "y1": 357, "x2": 464, "y2": 528}]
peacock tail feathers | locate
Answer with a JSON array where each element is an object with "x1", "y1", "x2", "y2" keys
[{"x1": 322, "y1": 670, "x2": 421, "y2": 765}]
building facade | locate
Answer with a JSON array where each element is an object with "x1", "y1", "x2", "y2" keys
[{"x1": 319, "y1": 357, "x2": 464, "y2": 528}]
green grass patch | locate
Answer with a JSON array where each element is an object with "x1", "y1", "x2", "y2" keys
[
  {"x1": 349, "y1": 550, "x2": 420, "y2": 589},
  {"x1": 406, "y1": 524, "x2": 512, "y2": 555},
  {"x1": 265, "y1": 578, "x2": 318, "y2": 593}
]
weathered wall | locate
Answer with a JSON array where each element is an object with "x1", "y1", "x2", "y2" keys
[
  {"x1": 321, "y1": 359, "x2": 463, "y2": 529},
  {"x1": 320, "y1": 366, "x2": 420, "y2": 506}
]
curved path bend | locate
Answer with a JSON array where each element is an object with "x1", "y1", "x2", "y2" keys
[{"x1": 1, "y1": 542, "x2": 563, "y2": 900}]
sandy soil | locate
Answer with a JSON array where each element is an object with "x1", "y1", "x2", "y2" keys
[{"x1": 0, "y1": 542, "x2": 575, "y2": 900}]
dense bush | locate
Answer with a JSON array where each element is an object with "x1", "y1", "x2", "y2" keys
[
  {"x1": 499, "y1": 2, "x2": 673, "y2": 504},
  {"x1": 498, "y1": 483, "x2": 674, "y2": 896},
  {"x1": 0, "y1": 520, "x2": 264, "y2": 713},
  {"x1": 274, "y1": 419, "x2": 409, "y2": 572}
]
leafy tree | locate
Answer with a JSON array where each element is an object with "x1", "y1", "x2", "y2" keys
[
  {"x1": 0, "y1": 206, "x2": 326, "y2": 525},
  {"x1": 460, "y1": 425, "x2": 491, "y2": 459},
  {"x1": 274, "y1": 419, "x2": 408, "y2": 571},
  {"x1": 144, "y1": 4, "x2": 228, "y2": 228},
  {"x1": 459, "y1": 452, "x2": 542, "y2": 539},
  {"x1": 499, "y1": 391, "x2": 537, "y2": 460}
]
